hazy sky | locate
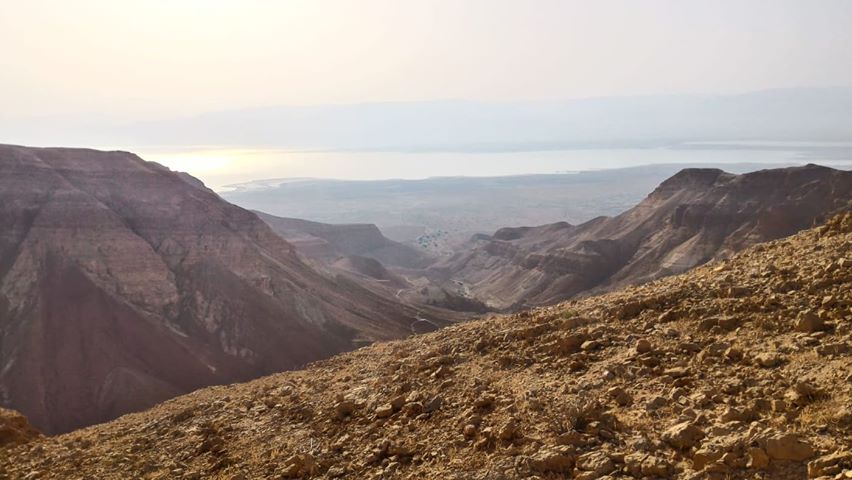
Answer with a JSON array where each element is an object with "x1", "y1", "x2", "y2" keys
[{"x1": 2, "y1": 0, "x2": 852, "y2": 118}]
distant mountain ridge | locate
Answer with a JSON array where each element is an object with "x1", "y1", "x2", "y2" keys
[
  {"x1": 255, "y1": 211, "x2": 489, "y2": 314},
  {"x1": 0, "y1": 144, "x2": 452, "y2": 434},
  {"x1": 255, "y1": 212, "x2": 431, "y2": 269},
  {"x1": 432, "y1": 164, "x2": 852, "y2": 309},
  {"x1": 4, "y1": 87, "x2": 852, "y2": 150}
]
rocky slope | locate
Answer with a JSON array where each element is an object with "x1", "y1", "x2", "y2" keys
[
  {"x1": 3, "y1": 212, "x2": 850, "y2": 479},
  {"x1": 0, "y1": 145, "x2": 453, "y2": 435},
  {"x1": 432, "y1": 164, "x2": 852, "y2": 310}
]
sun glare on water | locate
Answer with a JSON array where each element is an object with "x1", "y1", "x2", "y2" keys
[{"x1": 145, "y1": 149, "x2": 237, "y2": 174}]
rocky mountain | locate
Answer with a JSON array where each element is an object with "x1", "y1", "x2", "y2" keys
[
  {"x1": 0, "y1": 145, "x2": 454, "y2": 435},
  {"x1": 432, "y1": 164, "x2": 852, "y2": 310},
  {"x1": 255, "y1": 212, "x2": 431, "y2": 270},
  {"x1": 256, "y1": 211, "x2": 491, "y2": 315},
  {"x1": 4, "y1": 213, "x2": 850, "y2": 480}
]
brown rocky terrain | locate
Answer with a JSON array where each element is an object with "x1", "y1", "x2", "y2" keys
[
  {"x1": 3, "y1": 212, "x2": 849, "y2": 479},
  {"x1": 0, "y1": 408, "x2": 41, "y2": 449},
  {"x1": 0, "y1": 145, "x2": 455, "y2": 435},
  {"x1": 432, "y1": 164, "x2": 852, "y2": 310}
]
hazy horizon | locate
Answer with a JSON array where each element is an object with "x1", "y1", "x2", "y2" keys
[
  {"x1": 153, "y1": 142, "x2": 851, "y2": 191},
  {"x1": 2, "y1": 1, "x2": 852, "y2": 184}
]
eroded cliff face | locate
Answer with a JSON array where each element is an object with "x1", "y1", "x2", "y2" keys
[
  {"x1": 0, "y1": 145, "x2": 449, "y2": 434},
  {"x1": 436, "y1": 165, "x2": 852, "y2": 309},
  {"x1": 255, "y1": 212, "x2": 432, "y2": 269}
]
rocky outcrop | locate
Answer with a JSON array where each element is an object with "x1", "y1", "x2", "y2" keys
[
  {"x1": 433, "y1": 164, "x2": 852, "y2": 309},
  {"x1": 3, "y1": 213, "x2": 850, "y2": 479},
  {"x1": 0, "y1": 144, "x2": 453, "y2": 434},
  {"x1": 0, "y1": 408, "x2": 41, "y2": 448}
]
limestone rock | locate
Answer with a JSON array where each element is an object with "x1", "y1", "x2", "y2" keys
[
  {"x1": 765, "y1": 433, "x2": 816, "y2": 462},
  {"x1": 0, "y1": 408, "x2": 41, "y2": 448},
  {"x1": 529, "y1": 446, "x2": 575, "y2": 473},
  {"x1": 663, "y1": 422, "x2": 705, "y2": 450}
]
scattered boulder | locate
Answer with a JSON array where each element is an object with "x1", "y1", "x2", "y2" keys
[
  {"x1": 625, "y1": 453, "x2": 671, "y2": 477},
  {"x1": 663, "y1": 422, "x2": 705, "y2": 450},
  {"x1": 576, "y1": 450, "x2": 615, "y2": 476},
  {"x1": 529, "y1": 446, "x2": 575, "y2": 473},
  {"x1": 497, "y1": 418, "x2": 520, "y2": 441},
  {"x1": 765, "y1": 433, "x2": 816, "y2": 462},
  {"x1": 645, "y1": 396, "x2": 667, "y2": 411},
  {"x1": 0, "y1": 408, "x2": 41, "y2": 448},
  {"x1": 795, "y1": 310, "x2": 825, "y2": 333},
  {"x1": 607, "y1": 387, "x2": 633, "y2": 407},
  {"x1": 375, "y1": 404, "x2": 394, "y2": 418},
  {"x1": 808, "y1": 451, "x2": 852, "y2": 478},
  {"x1": 281, "y1": 453, "x2": 318, "y2": 478},
  {"x1": 635, "y1": 339, "x2": 653, "y2": 354},
  {"x1": 786, "y1": 381, "x2": 826, "y2": 406},
  {"x1": 755, "y1": 352, "x2": 784, "y2": 368},
  {"x1": 423, "y1": 395, "x2": 443, "y2": 413},
  {"x1": 693, "y1": 447, "x2": 724, "y2": 470},
  {"x1": 473, "y1": 395, "x2": 495, "y2": 408},
  {"x1": 334, "y1": 400, "x2": 355, "y2": 419},
  {"x1": 747, "y1": 447, "x2": 770, "y2": 470}
]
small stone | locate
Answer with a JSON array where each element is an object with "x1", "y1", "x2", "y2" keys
[
  {"x1": 334, "y1": 400, "x2": 355, "y2": 419},
  {"x1": 529, "y1": 446, "x2": 576, "y2": 473},
  {"x1": 747, "y1": 447, "x2": 770, "y2": 470},
  {"x1": 281, "y1": 453, "x2": 317, "y2": 478},
  {"x1": 498, "y1": 419, "x2": 520, "y2": 441},
  {"x1": 646, "y1": 396, "x2": 667, "y2": 411},
  {"x1": 576, "y1": 450, "x2": 615, "y2": 476},
  {"x1": 635, "y1": 339, "x2": 653, "y2": 354},
  {"x1": 626, "y1": 453, "x2": 671, "y2": 477},
  {"x1": 423, "y1": 395, "x2": 443, "y2": 413},
  {"x1": 755, "y1": 352, "x2": 784, "y2": 368},
  {"x1": 555, "y1": 431, "x2": 586, "y2": 447},
  {"x1": 375, "y1": 404, "x2": 394, "y2": 418},
  {"x1": 390, "y1": 395, "x2": 406, "y2": 411},
  {"x1": 662, "y1": 421, "x2": 705, "y2": 450},
  {"x1": 663, "y1": 367, "x2": 689, "y2": 379},
  {"x1": 403, "y1": 402, "x2": 423, "y2": 416},
  {"x1": 794, "y1": 310, "x2": 825, "y2": 333},
  {"x1": 725, "y1": 347, "x2": 743, "y2": 362},
  {"x1": 693, "y1": 448, "x2": 723, "y2": 470},
  {"x1": 473, "y1": 395, "x2": 495, "y2": 408},
  {"x1": 765, "y1": 433, "x2": 815, "y2": 462},
  {"x1": 697, "y1": 318, "x2": 718, "y2": 332},
  {"x1": 607, "y1": 387, "x2": 633, "y2": 407},
  {"x1": 808, "y1": 451, "x2": 852, "y2": 478},
  {"x1": 721, "y1": 406, "x2": 744, "y2": 422}
]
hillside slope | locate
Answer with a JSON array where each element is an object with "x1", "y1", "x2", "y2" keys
[
  {"x1": 4, "y1": 213, "x2": 850, "y2": 479},
  {"x1": 433, "y1": 164, "x2": 852, "y2": 309},
  {"x1": 0, "y1": 145, "x2": 453, "y2": 435}
]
